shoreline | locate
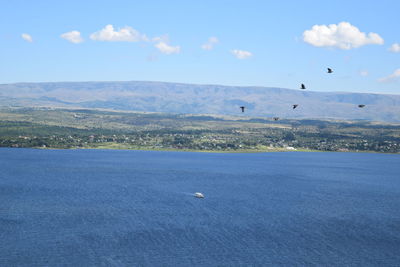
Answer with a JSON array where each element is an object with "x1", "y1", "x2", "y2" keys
[{"x1": 2, "y1": 145, "x2": 397, "y2": 154}]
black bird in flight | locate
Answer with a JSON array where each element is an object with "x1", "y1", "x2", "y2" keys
[
  {"x1": 300, "y1": 84, "x2": 306, "y2": 89},
  {"x1": 327, "y1": 68, "x2": 333, "y2": 73},
  {"x1": 240, "y1": 106, "x2": 245, "y2": 112},
  {"x1": 292, "y1": 104, "x2": 299, "y2": 109},
  {"x1": 273, "y1": 117, "x2": 279, "y2": 121},
  {"x1": 358, "y1": 104, "x2": 366, "y2": 108}
]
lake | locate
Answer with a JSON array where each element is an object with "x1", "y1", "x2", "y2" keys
[{"x1": 0, "y1": 148, "x2": 399, "y2": 266}]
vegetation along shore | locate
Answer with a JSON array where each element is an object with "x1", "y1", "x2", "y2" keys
[{"x1": 0, "y1": 107, "x2": 399, "y2": 153}]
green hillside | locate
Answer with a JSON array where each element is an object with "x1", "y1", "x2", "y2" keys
[{"x1": 1, "y1": 107, "x2": 398, "y2": 153}]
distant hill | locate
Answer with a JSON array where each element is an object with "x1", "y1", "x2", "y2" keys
[{"x1": 1, "y1": 81, "x2": 399, "y2": 122}]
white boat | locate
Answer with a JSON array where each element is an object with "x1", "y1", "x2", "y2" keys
[{"x1": 194, "y1": 192, "x2": 204, "y2": 198}]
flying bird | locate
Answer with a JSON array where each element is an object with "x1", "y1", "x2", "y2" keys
[
  {"x1": 300, "y1": 84, "x2": 306, "y2": 90},
  {"x1": 292, "y1": 104, "x2": 298, "y2": 109},
  {"x1": 273, "y1": 117, "x2": 279, "y2": 121},
  {"x1": 240, "y1": 106, "x2": 245, "y2": 112},
  {"x1": 358, "y1": 104, "x2": 365, "y2": 108},
  {"x1": 327, "y1": 68, "x2": 333, "y2": 73}
]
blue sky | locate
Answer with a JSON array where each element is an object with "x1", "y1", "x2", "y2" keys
[{"x1": 1, "y1": 0, "x2": 399, "y2": 94}]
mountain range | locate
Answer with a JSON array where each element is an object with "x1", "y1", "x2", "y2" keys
[{"x1": 1, "y1": 81, "x2": 399, "y2": 122}]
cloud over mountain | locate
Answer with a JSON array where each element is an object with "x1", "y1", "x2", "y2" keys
[
  {"x1": 153, "y1": 37, "x2": 181, "y2": 55},
  {"x1": 231, "y1": 49, "x2": 252, "y2": 59},
  {"x1": 61, "y1": 31, "x2": 84, "y2": 44},
  {"x1": 202, "y1": 37, "x2": 219, "y2": 50},
  {"x1": 379, "y1": 69, "x2": 400, "y2": 83},
  {"x1": 303, "y1": 22, "x2": 384, "y2": 50},
  {"x1": 90, "y1": 24, "x2": 148, "y2": 42},
  {"x1": 389, "y1": 43, "x2": 400, "y2": 53},
  {"x1": 21, "y1": 33, "x2": 33, "y2": 42}
]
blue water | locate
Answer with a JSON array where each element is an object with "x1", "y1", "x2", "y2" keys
[{"x1": 0, "y1": 148, "x2": 399, "y2": 266}]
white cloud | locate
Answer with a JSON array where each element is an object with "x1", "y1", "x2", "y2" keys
[
  {"x1": 90, "y1": 24, "x2": 180, "y2": 55},
  {"x1": 201, "y1": 37, "x2": 219, "y2": 50},
  {"x1": 303, "y1": 22, "x2": 384, "y2": 50},
  {"x1": 154, "y1": 41, "x2": 180, "y2": 54},
  {"x1": 90, "y1": 24, "x2": 148, "y2": 42},
  {"x1": 152, "y1": 35, "x2": 169, "y2": 43},
  {"x1": 359, "y1": 70, "x2": 369, "y2": 77},
  {"x1": 231, "y1": 49, "x2": 252, "y2": 59},
  {"x1": 61, "y1": 31, "x2": 84, "y2": 44},
  {"x1": 378, "y1": 69, "x2": 400, "y2": 83},
  {"x1": 389, "y1": 43, "x2": 400, "y2": 53},
  {"x1": 21, "y1": 33, "x2": 33, "y2": 42}
]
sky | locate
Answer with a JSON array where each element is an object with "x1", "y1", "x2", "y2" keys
[{"x1": 1, "y1": 0, "x2": 399, "y2": 94}]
